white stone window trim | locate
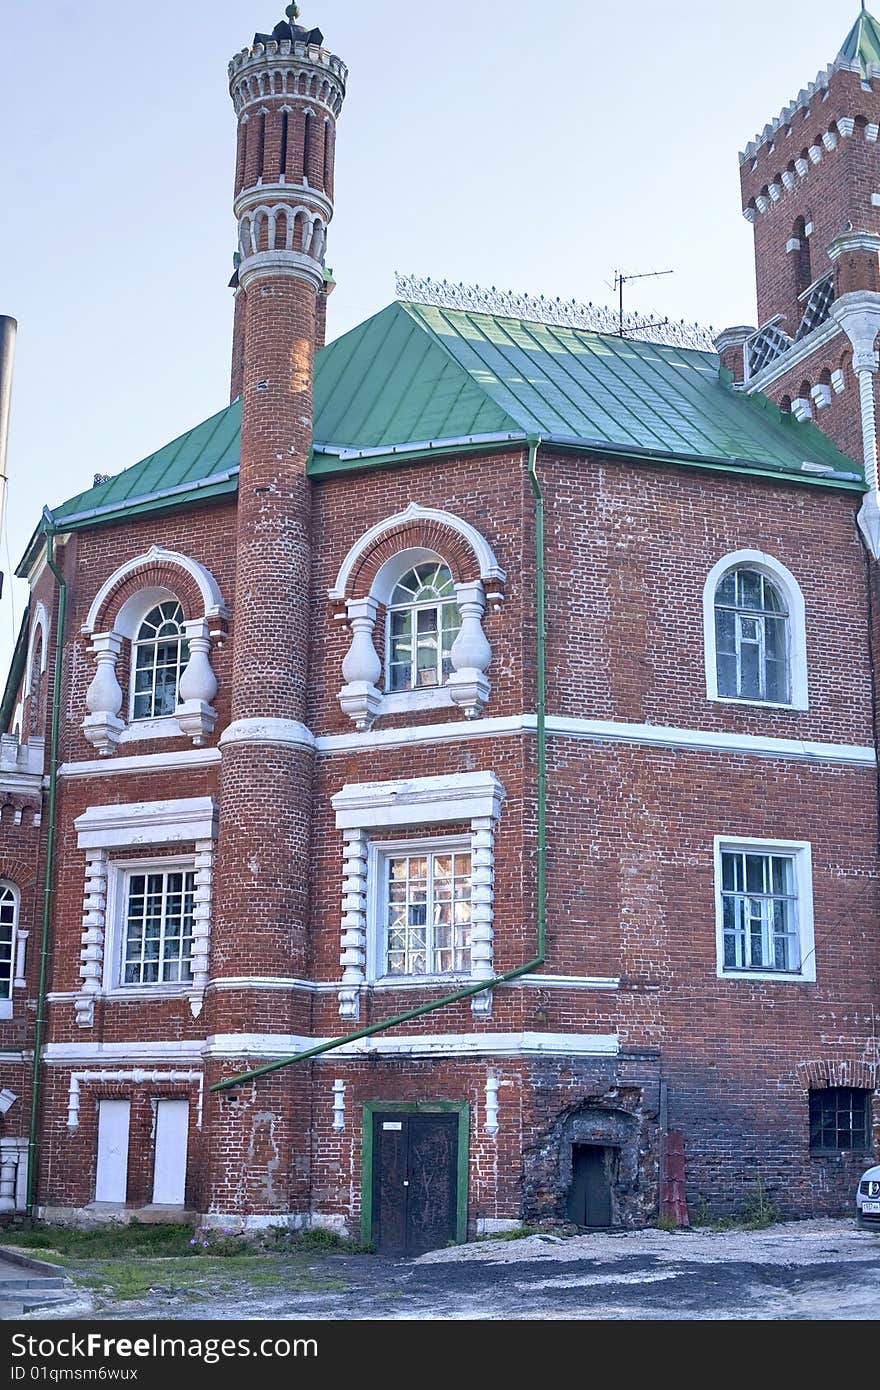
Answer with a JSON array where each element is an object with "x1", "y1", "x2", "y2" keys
[
  {"x1": 332, "y1": 771, "x2": 503, "y2": 1020},
  {"x1": 0, "y1": 881, "x2": 25, "y2": 1022},
  {"x1": 713, "y1": 834, "x2": 816, "y2": 984},
  {"x1": 330, "y1": 505, "x2": 506, "y2": 732},
  {"x1": 82, "y1": 548, "x2": 227, "y2": 757},
  {"x1": 703, "y1": 549, "x2": 808, "y2": 711},
  {"x1": 74, "y1": 797, "x2": 217, "y2": 1026}
]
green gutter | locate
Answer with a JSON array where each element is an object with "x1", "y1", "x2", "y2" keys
[
  {"x1": 211, "y1": 435, "x2": 548, "y2": 1092},
  {"x1": 0, "y1": 605, "x2": 30, "y2": 733},
  {"x1": 26, "y1": 516, "x2": 67, "y2": 1216}
]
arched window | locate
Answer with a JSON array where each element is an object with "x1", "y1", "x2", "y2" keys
[
  {"x1": 131, "y1": 602, "x2": 189, "y2": 720},
  {"x1": 0, "y1": 884, "x2": 19, "y2": 1001},
  {"x1": 714, "y1": 568, "x2": 790, "y2": 703},
  {"x1": 386, "y1": 563, "x2": 462, "y2": 693}
]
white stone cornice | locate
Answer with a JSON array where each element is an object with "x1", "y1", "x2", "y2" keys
[
  {"x1": 58, "y1": 748, "x2": 220, "y2": 779},
  {"x1": 233, "y1": 181, "x2": 333, "y2": 223},
  {"x1": 237, "y1": 250, "x2": 325, "y2": 293},
  {"x1": 332, "y1": 770, "x2": 505, "y2": 830},
  {"x1": 219, "y1": 718, "x2": 315, "y2": 753},
  {"x1": 74, "y1": 797, "x2": 218, "y2": 851},
  {"x1": 202, "y1": 1031, "x2": 619, "y2": 1061}
]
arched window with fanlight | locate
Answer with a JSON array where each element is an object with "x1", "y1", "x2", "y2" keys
[
  {"x1": 131, "y1": 602, "x2": 190, "y2": 720},
  {"x1": 714, "y1": 568, "x2": 789, "y2": 703},
  {"x1": 386, "y1": 563, "x2": 462, "y2": 693},
  {"x1": 703, "y1": 551, "x2": 808, "y2": 710}
]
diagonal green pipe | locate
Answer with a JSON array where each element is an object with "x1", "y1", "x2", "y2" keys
[
  {"x1": 26, "y1": 515, "x2": 67, "y2": 1214},
  {"x1": 212, "y1": 435, "x2": 547, "y2": 1091}
]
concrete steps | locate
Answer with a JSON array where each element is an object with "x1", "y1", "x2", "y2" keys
[{"x1": 0, "y1": 1252, "x2": 75, "y2": 1319}]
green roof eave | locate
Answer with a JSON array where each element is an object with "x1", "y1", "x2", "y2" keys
[{"x1": 310, "y1": 431, "x2": 865, "y2": 491}]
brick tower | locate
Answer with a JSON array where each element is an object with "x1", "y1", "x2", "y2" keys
[
  {"x1": 203, "y1": 6, "x2": 347, "y2": 1215},
  {"x1": 716, "y1": 8, "x2": 880, "y2": 553}
]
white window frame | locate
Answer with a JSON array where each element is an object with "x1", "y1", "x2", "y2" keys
[
  {"x1": 366, "y1": 833, "x2": 474, "y2": 984},
  {"x1": 384, "y1": 563, "x2": 461, "y2": 697},
  {"x1": 713, "y1": 835, "x2": 816, "y2": 983},
  {"x1": 703, "y1": 550, "x2": 808, "y2": 710},
  {"x1": 128, "y1": 599, "x2": 189, "y2": 725},
  {"x1": 103, "y1": 855, "x2": 197, "y2": 998}
]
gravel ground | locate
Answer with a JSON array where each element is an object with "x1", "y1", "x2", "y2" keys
[{"x1": 29, "y1": 1219, "x2": 880, "y2": 1321}]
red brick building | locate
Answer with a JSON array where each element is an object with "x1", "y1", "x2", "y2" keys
[{"x1": 0, "y1": 6, "x2": 878, "y2": 1250}]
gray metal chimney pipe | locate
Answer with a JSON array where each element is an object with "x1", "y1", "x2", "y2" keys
[{"x1": 0, "y1": 317, "x2": 17, "y2": 599}]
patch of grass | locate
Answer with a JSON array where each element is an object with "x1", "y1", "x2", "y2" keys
[
  {"x1": 259, "y1": 1226, "x2": 373, "y2": 1255},
  {"x1": 742, "y1": 1176, "x2": 780, "y2": 1230},
  {"x1": 2, "y1": 1221, "x2": 197, "y2": 1260},
  {"x1": 654, "y1": 1214, "x2": 678, "y2": 1232}
]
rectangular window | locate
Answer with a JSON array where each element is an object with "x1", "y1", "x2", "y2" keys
[
  {"x1": 809, "y1": 1088, "x2": 871, "y2": 1153},
  {"x1": 721, "y1": 849, "x2": 799, "y2": 972},
  {"x1": 122, "y1": 868, "x2": 195, "y2": 986},
  {"x1": 714, "y1": 837, "x2": 815, "y2": 982},
  {"x1": 381, "y1": 847, "x2": 472, "y2": 978}
]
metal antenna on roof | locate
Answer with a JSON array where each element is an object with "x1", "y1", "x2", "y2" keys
[{"x1": 612, "y1": 268, "x2": 674, "y2": 336}]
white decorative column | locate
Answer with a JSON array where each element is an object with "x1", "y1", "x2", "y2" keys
[
  {"x1": 338, "y1": 829, "x2": 368, "y2": 1019},
  {"x1": 828, "y1": 255, "x2": 880, "y2": 557},
  {"x1": 0, "y1": 1152, "x2": 18, "y2": 1212},
  {"x1": 448, "y1": 582, "x2": 491, "y2": 719},
  {"x1": 177, "y1": 619, "x2": 219, "y2": 745},
  {"x1": 332, "y1": 1080, "x2": 346, "y2": 1132},
  {"x1": 13, "y1": 930, "x2": 28, "y2": 989},
  {"x1": 82, "y1": 633, "x2": 124, "y2": 757},
  {"x1": 485, "y1": 1074, "x2": 499, "y2": 1135},
  {"x1": 76, "y1": 849, "x2": 108, "y2": 1028},
  {"x1": 189, "y1": 838, "x2": 215, "y2": 1016},
  {"x1": 337, "y1": 597, "x2": 383, "y2": 731},
  {"x1": 470, "y1": 814, "x2": 497, "y2": 1015}
]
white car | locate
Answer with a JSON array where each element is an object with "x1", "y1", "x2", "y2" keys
[{"x1": 857, "y1": 1165, "x2": 880, "y2": 1227}]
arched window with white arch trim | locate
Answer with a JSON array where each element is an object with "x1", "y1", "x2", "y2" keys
[
  {"x1": 329, "y1": 505, "x2": 506, "y2": 731},
  {"x1": 703, "y1": 550, "x2": 808, "y2": 710},
  {"x1": 80, "y1": 547, "x2": 227, "y2": 756}
]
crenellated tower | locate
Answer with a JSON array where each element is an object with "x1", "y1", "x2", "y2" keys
[{"x1": 716, "y1": 9, "x2": 880, "y2": 555}]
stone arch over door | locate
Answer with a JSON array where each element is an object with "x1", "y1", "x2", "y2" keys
[{"x1": 524, "y1": 1086, "x2": 660, "y2": 1230}]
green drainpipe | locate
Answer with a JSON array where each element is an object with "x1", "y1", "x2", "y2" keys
[
  {"x1": 212, "y1": 435, "x2": 548, "y2": 1092},
  {"x1": 26, "y1": 515, "x2": 67, "y2": 1216}
]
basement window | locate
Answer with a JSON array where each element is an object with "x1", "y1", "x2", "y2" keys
[{"x1": 809, "y1": 1088, "x2": 871, "y2": 1154}]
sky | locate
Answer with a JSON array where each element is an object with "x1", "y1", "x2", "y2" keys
[{"x1": 0, "y1": 0, "x2": 868, "y2": 672}]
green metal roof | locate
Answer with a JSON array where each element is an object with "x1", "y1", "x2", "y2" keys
[
  {"x1": 839, "y1": 7, "x2": 880, "y2": 73},
  {"x1": 25, "y1": 298, "x2": 862, "y2": 570},
  {"x1": 51, "y1": 401, "x2": 242, "y2": 527},
  {"x1": 310, "y1": 302, "x2": 861, "y2": 484}
]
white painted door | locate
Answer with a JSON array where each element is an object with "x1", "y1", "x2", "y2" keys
[
  {"x1": 152, "y1": 1100, "x2": 189, "y2": 1206},
  {"x1": 95, "y1": 1100, "x2": 130, "y2": 1203}
]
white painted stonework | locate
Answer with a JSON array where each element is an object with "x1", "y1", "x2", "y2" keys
[
  {"x1": 73, "y1": 799, "x2": 218, "y2": 1025},
  {"x1": 81, "y1": 548, "x2": 226, "y2": 754}
]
